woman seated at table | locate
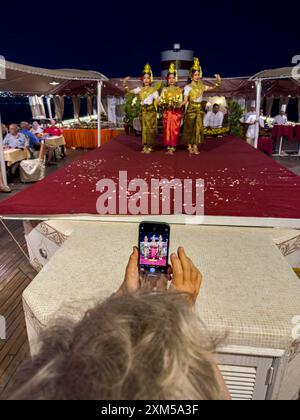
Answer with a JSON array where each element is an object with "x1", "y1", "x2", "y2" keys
[
  {"x1": 31, "y1": 121, "x2": 44, "y2": 138},
  {"x1": 44, "y1": 119, "x2": 62, "y2": 137},
  {"x1": 3, "y1": 124, "x2": 26, "y2": 149}
]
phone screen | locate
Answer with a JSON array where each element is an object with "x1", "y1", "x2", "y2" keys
[{"x1": 138, "y1": 222, "x2": 170, "y2": 275}]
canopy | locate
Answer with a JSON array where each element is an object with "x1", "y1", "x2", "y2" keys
[
  {"x1": 250, "y1": 67, "x2": 297, "y2": 80},
  {"x1": 249, "y1": 67, "x2": 300, "y2": 98},
  {"x1": 0, "y1": 60, "x2": 107, "y2": 95}
]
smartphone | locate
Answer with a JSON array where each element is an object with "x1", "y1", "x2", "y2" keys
[{"x1": 138, "y1": 221, "x2": 170, "y2": 275}]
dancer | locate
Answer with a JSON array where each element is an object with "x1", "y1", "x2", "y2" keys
[
  {"x1": 123, "y1": 63, "x2": 159, "y2": 154},
  {"x1": 182, "y1": 58, "x2": 221, "y2": 155},
  {"x1": 159, "y1": 63, "x2": 183, "y2": 154},
  {"x1": 150, "y1": 236, "x2": 157, "y2": 260},
  {"x1": 157, "y1": 235, "x2": 164, "y2": 259},
  {"x1": 142, "y1": 236, "x2": 150, "y2": 259}
]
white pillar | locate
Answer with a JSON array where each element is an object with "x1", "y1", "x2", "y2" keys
[
  {"x1": 0, "y1": 113, "x2": 8, "y2": 188},
  {"x1": 254, "y1": 79, "x2": 262, "y2": 149},
  {"x1": 46, "y1": 96, "x2": 53, "y2": 120},
  {"x1": 97, "y1": 81, "x2": 102, "y2": 148}
]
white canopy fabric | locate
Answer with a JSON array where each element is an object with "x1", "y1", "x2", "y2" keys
[
  {"x1": 250, "y1": 67, "x2": 296, "y2": 81},
  {"x1": 0, "y1": 60, "x2": 107, "y2": 95}
]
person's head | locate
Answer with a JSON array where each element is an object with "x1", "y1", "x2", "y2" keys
[
  {"x1": 20, "y1": 121, "x2": 30, "y2": 130},
  {"x1": 167, "y1": 72, "x2": 176, "y2": 86},
  {"x1": 141, "y1": 63, "x2": 153, "y2": 87},
  {"x1": 191, "y1": 70, "x2": 201, "y2": 83},
  {"x1": 213, "y1": 104, "x2": 220, "y2": 114},
  {"x1": 50, "y1": 119, "x2": 57, "y2": 127},
  {"x1": 280, "y1": 105, "x2": 287, "y2": 116},
  {"x1": 144, "y1": 236, "x2": 148, "y2": 242},
  {"x1": 9, "y1": 124, "x2": 19, "y2": 135},
  {"x1": 142, "y1": 73, "x2": 151, "y2": 86},
  {"x1": 260, "y1": 109, "x2": 264, "y2": 116},
  {"x1": 167, "y1": 63, "x2": 177, "y2": 86},
  {"x1": 1, "y1": 123, "x2": 7, "y2": 135},
  {"x1": 9, "y1": 293, "x2": 226, "y2": 400},
  {"x1": 32, "y1": 121, "x2": 40, "y2": 129},
  {"x1": 189, "y1": 57, "x2": 202, "y2": 84}
]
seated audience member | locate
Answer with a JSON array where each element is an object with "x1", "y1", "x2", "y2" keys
[
  {"x1": 44, "y1": 119, "x2": 62, "y2": 136},
  {"x1": 204, "y1": 104, "x2": 224, "y2": 128},
  {"x1": 31, "y1": 121, "x2": 44, "y2": 137},
  {"x1": 20, "y1": 122, "x2": 42, "y2": 150},
  {"x1": 3, "y1": 124, "x2": 26, "y2": 149},
  {"x1": 0, "y1": 169, "x2": 11, "y2": 193},
  {"x1": 1, "y1": 123, "x2": 8, "y2": 137},
  {"x1": 273, "y1": 105, "x2": 288, "y2": 125},
  {"x1": 8, "y1": 247, "x2": 230, "y2": 401}
]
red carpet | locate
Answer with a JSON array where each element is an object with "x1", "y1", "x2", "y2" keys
[{"x1": 0, "y1": 135, "x2": 300, "y2": 219}]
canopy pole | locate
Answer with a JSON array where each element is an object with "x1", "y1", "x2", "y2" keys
[
  {"x1": 0, "y1": 113, "x2": 8, "y2": 188},
  {"x1": 254, "y1": 79, "x2": 262, "y2": 149},
  {"x1": 97, "y1": 81, "x2": 102, "y2": 148},
  {"x1": 46, "y1": 96, "x2": 53, "y2": 120}
]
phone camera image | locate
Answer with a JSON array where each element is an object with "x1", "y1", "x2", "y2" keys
[{"x1": 138, "y1": 222, "x2": 170, "y2": 275}]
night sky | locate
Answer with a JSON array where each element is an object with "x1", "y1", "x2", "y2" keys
[{"x1": 0, "y1": 0, "x2": 299, "y2": 78}]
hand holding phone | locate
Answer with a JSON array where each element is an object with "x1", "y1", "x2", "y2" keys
[{"x1": 138, "y1": 221, "x2": 170, "y2": 276}]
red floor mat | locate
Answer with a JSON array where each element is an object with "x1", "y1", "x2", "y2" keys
[{"x1": 0, "y1": 135, "x2": 300, "y2": 219}]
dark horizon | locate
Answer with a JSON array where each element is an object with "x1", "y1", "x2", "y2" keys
[{"x1": 0, "y1": 1, "x2": 299, "y2": 79}]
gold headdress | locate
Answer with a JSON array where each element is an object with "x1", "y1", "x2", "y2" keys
[
  {"x1": 142, "y1": 63, "x2": 153, "y2": 83},
  {"x1": 168, "y1": 62, "x2": 178, "y2": 82},
  {"x1": 189, "y1": 57, "x2": 203, "y2": 78}
]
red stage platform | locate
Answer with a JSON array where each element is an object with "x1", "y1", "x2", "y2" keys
[{"x1": 0, "y1": 135, "x2": 300, "y2": 222}]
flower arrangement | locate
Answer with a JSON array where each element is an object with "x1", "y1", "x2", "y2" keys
[
  {"x1": 123, "y1": 93, "x2": 141, "y2": 125},
  {"x1": 160, "y1": 93, "x2": 182, "y2": 109}
]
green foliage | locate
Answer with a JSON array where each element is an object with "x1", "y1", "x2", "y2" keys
[
  {"x1": 123, "y1": 93, "x2": 141, "y2": 125},
  {"x1": 227, "y1": 99, "x2": 244, "y2": 137}
]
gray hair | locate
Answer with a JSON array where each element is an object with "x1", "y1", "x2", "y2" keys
[{"x1": 9, "y1": 292, "x2": 224, "y2": 400}]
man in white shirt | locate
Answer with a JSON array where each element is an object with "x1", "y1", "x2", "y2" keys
[
  {"x1": 273, "y1": 105, "x2": 288, "y2": 125},
  {"x1": 240, "y1": 101, "x2": 256, "y2": 123},
  {"x1": 245, "y1": 110, "x2": 266, "y2": 147},
  {"x1": 204, "y1": 104, "x2": 224, "y2": 128}
]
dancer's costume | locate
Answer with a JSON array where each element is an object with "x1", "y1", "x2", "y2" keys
[
  {"x1": 150, "y1": 238, "x2": 157, "y2": 259},
  {"x1": 157, "y1": 240, "x2": 164, "y2": 258},
  {"x1": 142, "y1": 241, "x2": 150, "y2": 258},
  {"x1": 182, "y1": 58, "x2": 209, "y2": 145},
  {"x1": 127, "y1": 63, "x2": 158, "y2": 147},
  {"x1": 160, "y1": 63, "x2": 183, "y2": 148}
]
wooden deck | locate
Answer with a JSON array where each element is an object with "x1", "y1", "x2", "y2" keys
[{"x1": 0, "y1": 220, "x2": 37, "y2": 398}]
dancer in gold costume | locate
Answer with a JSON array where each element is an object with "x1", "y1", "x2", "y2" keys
[
  {"x1": 123, "y1": 63, "x2": 159, "y2": 153},
  {"x1": 182, "y1": 58, "x2": 221, "y2": 155}
]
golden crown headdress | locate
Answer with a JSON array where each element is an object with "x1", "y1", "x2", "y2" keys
[
  {"x1": 142, "y1": 63, "x2": 153, "y2": 83},
  {"x1": 168, "y1": 62, "x2": 178, "y2": 82},
  {"x1": 190, "y1": 57, "x2": 203, "y2": 78}
]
